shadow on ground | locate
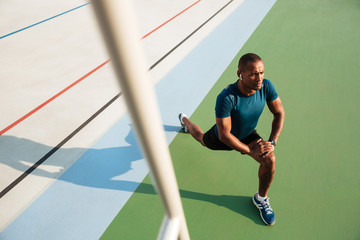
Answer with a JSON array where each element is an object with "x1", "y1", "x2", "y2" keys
[{"x1": 136, "y1": 182, "x2": 264, "y2": 225}]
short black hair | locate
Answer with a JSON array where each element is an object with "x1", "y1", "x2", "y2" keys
[{"x1": 238, "y1": 53, "x2": 263, "y2": 72}]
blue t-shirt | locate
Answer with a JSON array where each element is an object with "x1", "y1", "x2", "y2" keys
[{"x1": 215, "y1": 79, "x2": 278, "y2": 141}]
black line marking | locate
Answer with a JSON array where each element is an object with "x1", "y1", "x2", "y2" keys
[
  {"x1": 0, "y1": 94, "x2": 120, "y2": 198},
  {"x1": 0, "y1": 0, "x2": 234, "y2": 198},
  {"x1": 149, "y1": 0, "x2": 234, "y2": 70}
]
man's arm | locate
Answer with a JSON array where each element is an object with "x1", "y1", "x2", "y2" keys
[
  {"x1": 267, "y1": 97, "x2": 285, "y2": 144},
  {"x1": 216, "y1": 117, "x2": 273, "y2": 156},
  {"x1": 216, "y1": 117, "x2": 250, "y2": 154}
]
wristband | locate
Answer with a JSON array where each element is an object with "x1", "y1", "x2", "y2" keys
[{"x1": 269, "y1": 139, "x2": 276, "y2": 146}]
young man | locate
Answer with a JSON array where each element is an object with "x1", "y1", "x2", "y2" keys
[{"x1": 179, "y1": 53, "x2": 285, "y2": 225}]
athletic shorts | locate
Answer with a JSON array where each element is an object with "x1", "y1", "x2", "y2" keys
[{"x1": 203, "y1": 124, "x2": 261, "y2": 151}]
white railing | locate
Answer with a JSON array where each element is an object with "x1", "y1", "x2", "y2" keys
[{"x1": 90, "y1": 1, "x2": 190, "y2": 239}]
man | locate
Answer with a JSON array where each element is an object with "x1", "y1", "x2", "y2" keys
[{"x1": 178, "y1": 53, "x2": 285, "y2": 226}]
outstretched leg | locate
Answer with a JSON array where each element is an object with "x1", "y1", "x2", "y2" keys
[{"x1": 179, "y1": 114, "x2": 205, "y2": 146}]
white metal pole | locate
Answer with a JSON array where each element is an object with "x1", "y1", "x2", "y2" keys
[
  {"x1": 158, "y1": 216, "x2": 180, "y2": 240},
  {"x1": 90, "y1": 1, "x2": 190, "y2": 239}
]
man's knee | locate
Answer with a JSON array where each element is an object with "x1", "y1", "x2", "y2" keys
[{"x1": 261, "y1": 152, "x2": 276, "y2": 167}]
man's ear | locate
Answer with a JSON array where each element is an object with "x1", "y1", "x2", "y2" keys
[{"x1": 237, "y1": 69, "x2": 241, "y2": 77}]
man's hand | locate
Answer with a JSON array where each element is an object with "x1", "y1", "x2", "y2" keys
[{"x1": 248, "y1": 139, "x2": 274, "y2": 158}]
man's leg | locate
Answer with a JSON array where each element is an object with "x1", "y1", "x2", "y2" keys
[
  {"x1": 180, "y1": 115, "x2": 205, "y2": 146},
  {"x1": 247, "y1": 139, "x2": 276, "y2": 197},
  {"x1": 250, "y1": 141, "x2": 276, "y2": 226},
  {"x1": 256, "y1": 151, "x2": 276, "y2": 197}
]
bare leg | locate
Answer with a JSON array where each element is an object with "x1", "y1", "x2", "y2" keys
[
  {"x1": 182, "y1": 116, "x2": 206, "y2": 146},
  {"x1": 248, "y1": 140, "x2": 276, "y2": 197},
  {"x1": 256, "y1": 152, "x2": 276, "y2": 197}
]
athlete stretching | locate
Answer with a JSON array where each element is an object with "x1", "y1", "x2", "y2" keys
[{"x1": 179, "y1": 53, "x2": 285, "y2": 225}]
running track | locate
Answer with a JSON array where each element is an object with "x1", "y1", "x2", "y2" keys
[{"x1": 0, "y1": 0, "x2": 278, "y2": 238}]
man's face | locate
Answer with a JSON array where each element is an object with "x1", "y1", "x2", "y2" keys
[{"x1": 239, "y1": 60, "x2": 265, "y2": 91}]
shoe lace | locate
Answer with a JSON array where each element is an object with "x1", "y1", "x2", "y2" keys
[{"x1": 262, "y1": 198, "x2": 273, "y2": 214}]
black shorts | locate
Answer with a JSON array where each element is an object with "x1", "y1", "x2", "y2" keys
[{"x1": 203, "y1": 124, "x2": 261, "y2": 151}]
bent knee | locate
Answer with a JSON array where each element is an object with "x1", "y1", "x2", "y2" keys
[{"x1": 261, "y1": 152, "x2": 276, "y2": 166}]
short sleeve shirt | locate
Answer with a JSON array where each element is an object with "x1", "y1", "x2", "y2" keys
[{"x1": 214, "y1": 79, "x2": 278, "y2": 141}]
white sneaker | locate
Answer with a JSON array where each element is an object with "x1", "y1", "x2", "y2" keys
[{"x1": 178, "y1": 113, "x2": 189, "y2": 133}]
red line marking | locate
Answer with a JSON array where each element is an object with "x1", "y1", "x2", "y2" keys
[
  {"x1": 0, "y1": 60, "x2": 110, "y2": 136},
  {"x1": 0, "y1": 0, "x2": 201, "y2": 136},
  {"x1": 141, "y1": 0, "x2": 201, "y2": 39}
]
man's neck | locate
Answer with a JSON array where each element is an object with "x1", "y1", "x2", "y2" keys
[{"x1": 237, "y1": 80, "x2": 256, "y2": 96}]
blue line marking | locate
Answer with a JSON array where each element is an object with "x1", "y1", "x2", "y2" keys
[{"x1": 0, "y1": 3, "x2": 90, "y2": 40}]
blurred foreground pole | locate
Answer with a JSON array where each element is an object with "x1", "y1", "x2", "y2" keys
[{"x1": 90, "y1": 0, "x2": 190, "y2": 239}]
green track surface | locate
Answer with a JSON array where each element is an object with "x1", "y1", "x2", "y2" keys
[{"x1": 101, "y1": 0, "x2": 360, "y2": 239}]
